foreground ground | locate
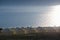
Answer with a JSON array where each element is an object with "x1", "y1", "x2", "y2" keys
[{"x1": 0, "y1": 32, "x2": 60, "y2": 40}]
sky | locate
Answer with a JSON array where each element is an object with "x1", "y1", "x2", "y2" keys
[{"x1": 0, "y1": 0, "x2": 60, "y2": 28}]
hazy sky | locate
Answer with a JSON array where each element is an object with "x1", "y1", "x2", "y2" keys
[{"x1": 0, "y1": 0, "x2": 60, "y2": 28}]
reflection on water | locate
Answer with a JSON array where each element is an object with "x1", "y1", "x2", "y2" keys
[{"x1": 37, "y1": 5, "x2": 60, "y2": 27}]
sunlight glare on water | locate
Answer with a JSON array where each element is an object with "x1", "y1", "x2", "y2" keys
[
  {"x1": 48, "y1": 5, "x2": 60, "y2": 26},
  {"x1": 37, "y1": 5, "x2": 60, "y2": 27}
]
